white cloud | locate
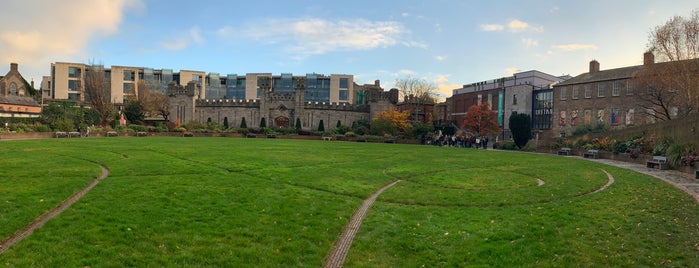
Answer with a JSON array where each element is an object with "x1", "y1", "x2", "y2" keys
[
  {"x1": 432, "y1": 75, "x2": 459, "y2": 101},
  {"x1": 435, "y1": 55, "x2": 446, "y2": 61},
  {"x1": 521, "y1": 38, "x2": 538, "y2": 47},
  {"x1": 554, "y1": 44, "x2": 598, "y2": 51},
  {"x1": 480, "y1": 24, "x2": 504, "y2": 31},
  {"x1": 242, "y1": 18, "x2": 416, "y2": 57},
  {"x1": 0, "y1": 0, "x2": 142, "y2": 81},
  {"x1": 507, "y1": 19, "x2": 543, "y2": 32},
  {"x1": 160, "y1": 27, "x2": 205, "y2": 51},
  {"x1": 216, "y1": 26, "x2": 235, "y2": 39},
  {"x1": 481, "y1": 19, "x2": 542, "y2": 33}
]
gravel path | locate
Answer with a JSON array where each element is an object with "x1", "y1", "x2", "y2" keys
[
  {"x1": 323, "y1": 180, "x2": 401, "y2": 268},
  {"x1": 0, "y1": 165, "x2": 109, "y2": 254}
]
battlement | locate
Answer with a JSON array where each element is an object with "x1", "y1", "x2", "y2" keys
[
  {"x1": 303, "y1": 101, "x2": 369, "y2": 112},
  {"x1": 196, "y1": 98, "x2": 261, "y2": 107},
  {"x1": 268, "y1": 92, "x2": 295, "y2": 101}
]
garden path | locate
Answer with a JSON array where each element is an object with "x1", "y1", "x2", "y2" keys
[
  {"x1": 582, "y1": 158, "x2": 699, "y2": 202},
  {"x1": 322, "y1": 180, "x2": 401, "y2": 268},
  {"x1": 0, "y1": 165, "x2": 109, "y2": 254}
]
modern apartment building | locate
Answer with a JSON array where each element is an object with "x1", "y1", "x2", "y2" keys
[
  {"x1": 44, "y1": 62, "x2": 207, "y2": 103},
  {"x1": 44, "y1": 62, "x2": 354, "y2": 105}
]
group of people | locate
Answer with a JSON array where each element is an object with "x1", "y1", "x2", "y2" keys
[{"x1": 423, "y1": 131, "x2": 490, "y2": 149}]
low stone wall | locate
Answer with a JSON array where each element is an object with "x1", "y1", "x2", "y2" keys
[{"x1": 0, "y1": 132, "x2": 54, "y2": 140}]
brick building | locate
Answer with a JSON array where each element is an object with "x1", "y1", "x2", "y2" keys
[{"x1": 0, "y1": 63, "x2": 41, "y2": 119}]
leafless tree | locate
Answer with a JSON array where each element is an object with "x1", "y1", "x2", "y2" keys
[
  {"x1": 394, "y1": 75, "x2": 437, "y2": 123},
  {"x1": 135, "y1": 80, "x2": 170, "y2": 122},
  {"x1": 637, "y1": 9, "x2": 699, "y2": 120},
  {"x1": 84, "y1": 63, "x2": 115, "y2": 126}
]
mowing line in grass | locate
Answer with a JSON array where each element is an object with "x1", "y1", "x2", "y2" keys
[{"x1": 0, "y1": 165, "x2": 109, "y2": 254}]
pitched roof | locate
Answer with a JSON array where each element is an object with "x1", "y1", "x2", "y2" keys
[
  {"x1": 556, "y1": 65, "x2": 645, "y2": 86},
  {"x1": 0, "y1": 94, "x2": 40, "y2": 107},
  {"x1": 557, "y1": 58, "x2": 699, "y2": 87}
]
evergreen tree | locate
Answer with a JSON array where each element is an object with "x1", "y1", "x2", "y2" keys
[
  {"x1": 318, "y1": 120, "x2": 325, "y2": 132},
  {"x1": 509, "y1": 112, "x2": 532, "y2": 149},
  {"x1": 295, "y1": 118, "x2": 302, "y2": 130},
  {"x1": 336, "y1": 120, "x2": 342, "y2": 128},
  {"x1": 240, "y1": 117, "x2": 247, "y2": 128},
  {"x1": 223, "y1": 117, "x2": 229, "y2": 129},
  {"x1": 260, "y1": 117, "x2": 266, "y2": 128}
]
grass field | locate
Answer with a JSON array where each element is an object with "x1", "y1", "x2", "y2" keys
[{"x1": 1, "y1": 137, "x2": 698, "y2": 267}]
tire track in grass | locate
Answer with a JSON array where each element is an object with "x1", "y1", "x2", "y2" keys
[
  {"x1": 323, "y1": 179, "x2": 400, "y2": 268},
  {"x1": 0, "y1": 165, "x2": 109, "y2": 254}
]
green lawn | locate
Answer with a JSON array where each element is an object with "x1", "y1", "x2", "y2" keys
[{"x1": 1, "y1": 137, "x2": 698, "y2": 267}]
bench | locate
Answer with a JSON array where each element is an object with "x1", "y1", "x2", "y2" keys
[
  {"x1": 54, "y1": 132, "x2": 68, "y2": 138},
  {"x1": 68, "y1": 131, "x2": 81, "y2": 138},
  {"x1": 557, "y1": 147, "x2": 572, "y2": 156},
  {"x1": 646, "y1": 156, "x2": 668, "y2": 170},
  {"x1": 106, "y1": 131, "x2": 118, "y2": 137},
  {"x1": 182, "y1": 132, "x2": 194, "y2": 137},
  {"x1": 245, "y1": 133, "x2": 256, "y2": 138},
  {"x1": 266, "y1": 134, "x2": 276, "y2": 138},
  {"x1": 583, "y1": 149, "x2": 599, "y2": 159},
  {"x1": 136, "y1": 132, "x2": 148, "y2": 137},
  {"x1": 322, "y1": 136, "x2": 333, "y2": 141}
]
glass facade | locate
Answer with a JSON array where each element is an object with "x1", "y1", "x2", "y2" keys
[
  {"x1": 532, "y1": 89, "x2": 553, "y2": 130},
  {"x1": 305, "y1": 74, "x2": 330, "y2": 102},
  {"x1": 226, "y1": 74, "x2": 246, "y2": 99},
  {"x1": 206, "y1": 73, "x2": 225, "y2": 99},
  {"x1": 273, "y1": 73, "x2": 293, "y2": 93},
  {"x1": 339, "y1": 77, "x2": 348, "y2": 88}
]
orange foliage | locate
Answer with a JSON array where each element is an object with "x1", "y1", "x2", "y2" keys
[
  {"x1": 461, "y1": 102, "x2": 501, "y2": 136},
  {"x1": 374, "y1": 107, "x2": 412, "y2": 133}
]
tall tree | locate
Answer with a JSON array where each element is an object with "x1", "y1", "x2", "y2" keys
[
  {"x1": 636, "y1": 9, "x2": 699, "y2": 120},
  {"x1": 509, "y1": 112, "x2": 532, "y2": 148},
  {"x1": 394, "y1": 75, "x2": 438, "y2": 123},
  {"x1": 84, "y1": 64, "x2": 114, "y2": 126},
  {"x1": 461, "y1": 102, "x2": 501, "y2": 136}
]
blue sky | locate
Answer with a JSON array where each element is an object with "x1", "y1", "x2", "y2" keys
[{"x1": 1, "y1": 0, "x2": 697, "y2": 99}]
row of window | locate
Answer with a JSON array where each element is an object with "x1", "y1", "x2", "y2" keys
[{"x1": 559, "y1": 80, "x2": 633, "y2": 100}]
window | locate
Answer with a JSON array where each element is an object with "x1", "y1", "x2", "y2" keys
[
  {"x1": 68, "y1": 80, "x2": 79, "y2": 91},
  {"x1": 612, "y1": 81, "x2": 621, "y2": 96},
  {"x1": 560, "y1": 86, "x2": 567, "y2": 100},
  {"x1": 339, "y1": 78, "x2": 349, "y2": 88},
  {"x1": 597, "y1": 83, "x2": 605, "y2": 97},
  {"x1": 10, "y1": 83, "x2": 17, "y2": 95},
  {"x1": 584, "y1": 85, "x2": 592, "y2": 98},
  {"x1": 68, "y1": 67, "x2": 81, "y2": 78},
  {"x1": 512, "y1": 94, "x2": 518, "y2": 105},
  {"x1": 123, "y1": 83, "x2": 133, "y2": 93},
  {"x1": 626, "y1": 82, "x2": 634, "y2": 95},
  {"x1": 572, "y1": 86, "x2": 579, "y2": 99},
  {"x1": 339, "y1": 89, "x2": 348, "y2": 101},
  {"x1": 123, "y1": 70, "x2": 135, "y2": 81}
]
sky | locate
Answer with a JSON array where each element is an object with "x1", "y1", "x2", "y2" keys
[{"x1": 1, "y1": 0, "x2": 697, "y2": 100}]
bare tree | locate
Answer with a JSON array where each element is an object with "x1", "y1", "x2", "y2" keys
[
  {"x1": 135, "y1": 80, "x2": 170, "y2": 122},
  {"x1": 394, "y1": 75, "x2": 437, "y2": 123},
  {"x1": 638, "y1": 9, "x2": 699, "y2": 120},
  {"x1": 84, "y1": 63, "x2": 114, "y2": 126}
]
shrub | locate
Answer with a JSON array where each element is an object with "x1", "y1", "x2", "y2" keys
[
  {"x1": 35, "y1": 125, "x2": 51, "y2": 132},
  {"x1": 128, "y1": 124, "x2": 147, "y2": 132},
  {"x1": 666, "y1": 142, "x2": 697, "y2": 167},
  {"x1": 496, "y1": 141, "x2": 518, "y2": 150},
  {"x1": 344, "y1": 131, "x2": 357, "y2": 138}
]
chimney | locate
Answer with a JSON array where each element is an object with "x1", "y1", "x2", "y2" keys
[
  {"x1": 374, "y1": 80, "x2": 380, "y2": 87},
  {"x1": 643, "y1": 52, "x2": 655, "y2": 66},
  {"x1": 589, "y1": 60, "x2": 600, "y2": 73},
  {"x1": 10, "y1": 63, "x2": 18, "y2": 71}
]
